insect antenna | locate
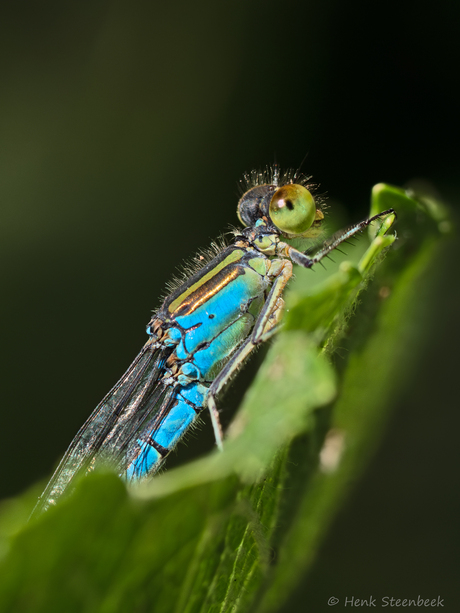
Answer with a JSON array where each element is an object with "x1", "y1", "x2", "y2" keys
[{"x1": 293, "y1": 152, "x2": 309, "y2": 182}]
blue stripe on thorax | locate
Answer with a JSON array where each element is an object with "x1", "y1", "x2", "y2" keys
[
  {"x1": 191, "y1": 313, "x2": 255, "y2": 379},
  {"x1": 175, "y1": 263, "x2": 268, "y2": 360}
]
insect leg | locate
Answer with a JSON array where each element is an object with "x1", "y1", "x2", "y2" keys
[
  {"x1": 207, "y1": 337, "x2": 255, "y2": 451},
  {"x1": 282, "y1": 208, "x2": 396, "y2": 269},
  {"x1": 251, "y1": 258, "x2": 292, "y2": 343},
  {"x1": 207, "y1": 258, "x2": 294, "y2": 449}
]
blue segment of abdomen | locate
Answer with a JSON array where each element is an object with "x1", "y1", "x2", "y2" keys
[
  {"x1": 125, "y1": 382, "x2": 208, "y2": 481},
  {"x1": 126, "y1": 442, "x2": 161, "y2": 481}
]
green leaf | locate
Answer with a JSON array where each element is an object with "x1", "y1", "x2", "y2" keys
[{"x1": 0, "y1": 184, "x2": 450, "y2": 613}]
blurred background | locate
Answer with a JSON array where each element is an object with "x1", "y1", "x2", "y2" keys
[{"x1": 1, "y1": 0, "x2": 459, "y2": 610}]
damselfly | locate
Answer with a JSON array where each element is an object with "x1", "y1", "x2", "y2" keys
[{"x1": 33, "y1": 167, "x2": 395, "y2": 515}]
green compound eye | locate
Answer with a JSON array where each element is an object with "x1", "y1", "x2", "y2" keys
[{"x1": 269, "y1": 184, "x2": 316, "y2": 235}]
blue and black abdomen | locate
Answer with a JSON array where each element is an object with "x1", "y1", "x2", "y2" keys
[{"x1": 126, "y1": 244, "x2": 272, "y2": 480}]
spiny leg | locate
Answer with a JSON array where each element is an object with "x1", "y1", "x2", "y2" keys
[
  {"x1": 252, "y1": 259, "x2": 292, "y2": 343},
  {"x1": 283, "y1": 208, "x2": 396, "y2": 269},
  {"x1": 207, "y1": 259, "x2": 293, "y2": 449},
  {"x1": 207, "y1": 337, "x2": 254, "y2": 451},
  {"x1": 207, "y1": 210, "x2": 395, "y2": 449}
]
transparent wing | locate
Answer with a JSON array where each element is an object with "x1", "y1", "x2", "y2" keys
[
  {"x1": 32, "y1": 340, "x2": 171, "y2": 515},
  {"x1": 116, "y1": 385, "x2": 178, "y2": 479},
  {"x1": 99, "y1": 373, "x2": 176, "y2": 473}
]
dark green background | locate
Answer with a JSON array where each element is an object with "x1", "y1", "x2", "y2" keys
[{"x1": 1, "y1": 1, "x2": 459, "y2": 610}]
